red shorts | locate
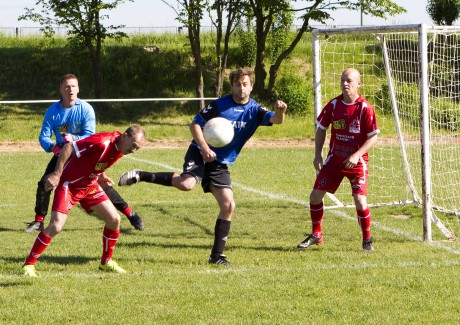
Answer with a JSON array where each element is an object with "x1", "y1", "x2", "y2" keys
[
  {"x1": 313, "y1": 156, "x2": 369, "y2": 195},
  {"x1": 52, "y1": 181, "x2": 109, "y2": 214}
]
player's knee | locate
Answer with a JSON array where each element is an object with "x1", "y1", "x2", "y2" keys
[
  {"x1": 309, "y1": 191, "x2": 323, "y2": 204},
  {"x1": 46, "y1": 223, "x2": 63, "y2": 236},
  {"x1": 353, "y1": 194, "x2": 368, "y2": 210},
  {"x1": 221, "y1": 199, "x2": 235, "y2": 215},
  {"x1": 105, "y1": 213, "x2": 121, "y2": 228},
  {"x1": 175, "y1": 178, "x2": 197, "y2": 191}
]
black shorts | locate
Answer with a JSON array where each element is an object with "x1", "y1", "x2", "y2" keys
[{"x1": 182, "y1": 144, "x2": 232, "y2": 193}]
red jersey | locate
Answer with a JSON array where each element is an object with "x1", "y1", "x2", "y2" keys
[
  {"x1": 59, "y1": 131, "x2": 123, "y2": 189},
  {"x1": 316, "y1": 94, "x2": 379, "y2": 162}
]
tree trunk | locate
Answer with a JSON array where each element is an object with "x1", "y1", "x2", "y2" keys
[
  {"x1": 267, "y1": 19, "x2": 310, "y2": 99},
  {"x1": 214, "y1": 2, "x2": 224, "y2": 97},
  {"x1": 214, "y1": 0, "x2": 239, "y2": 97},
  {"x1": 251, "y1": 1, "x2": 273, "y2": 99},
  {"x1": 188, "y1": 23, "x2": 205, "y2": 109},
  {"x1": 87, "y1": 7, "x2": 103, "y2": 99}
]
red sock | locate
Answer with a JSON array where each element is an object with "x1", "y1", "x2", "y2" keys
[
  {"x1": 122, "y1": 206, "x2": 133, "y2": 217},
  {"x1": 357, "y1": 208, "x2": 371, "y2": 240},
  {"x1": 310, "y1": 202, "x2": 324, "y2": 238},
  {"x1": 35, "y1": 214, "x2": 45, "y2": 223},
  {"x1": 101, "y1": 226, "x2": 120, "y2": 265},
  {"x1": 24, "y1": 230, "x2": 52, "y2": 265}
]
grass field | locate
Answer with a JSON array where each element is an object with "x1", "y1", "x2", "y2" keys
[{"x1": 1, "y1": 147, "x2": 460, "y2": 324}]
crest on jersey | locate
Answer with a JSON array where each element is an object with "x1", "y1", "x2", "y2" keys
[
  {"x1": 95, "y1": 162, "x2": 108, "y2": 171},
  {"x1": 58, "y1": 124, "x2": 69, "y2": 134},
  {"x1": 349, "y1": 118, "x2": 361, "y2": 133},
  {"x1": 333, "y1": 120, "x2": 346, "y2": 130}
]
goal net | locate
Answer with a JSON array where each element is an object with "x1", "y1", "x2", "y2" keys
[{"x1": 312, "y1": 24, "x2": 460, "y2": 241}]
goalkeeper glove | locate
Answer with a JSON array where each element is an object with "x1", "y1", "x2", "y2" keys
[
  {"x1": 50, "y1": 144, "x2": 61, "y2": 155},
  {"x1": 62, "y1": 133, "x2": 77, "y2": 143}
]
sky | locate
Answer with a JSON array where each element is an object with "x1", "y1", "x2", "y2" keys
[{"x1": 0, "y1": 0, "x2": 435, "y2": 29}]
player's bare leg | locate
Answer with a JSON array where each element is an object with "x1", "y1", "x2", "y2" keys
[
  {"x1": 99, "y1": 180, "x2": 144, "y2": 230},
  {"x1": 172, "y1": 173, "x2": 197, "y2": 191},
  {"x1": 44, "y1": 211, "x2": 68, "y2": 237}
]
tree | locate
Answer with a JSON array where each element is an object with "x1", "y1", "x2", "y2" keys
[
  {"x1": 163, "y1": 0, "x2": 241, "y2": 105},
  {"x1": 209, "y1": 0, "x2": 241, "y2": 97},
  {"x1": 244, "y1": 0, "x2": 292, "y2": 99},
  {"x1": 163, "y1": 0, "x2": 406, "y2": 104},
  {"x1": 246, "y1": 0, "x2": 407, "y2": 100},
  {"x1": 19, "y1": 0, "x2": 132, "y2": 98},
  {"x1": 162, "y1": 0, "x2": 208, "y2": 109},
  {"x1": 427, "y1": 0, "x2": 460, "y2": 25}
]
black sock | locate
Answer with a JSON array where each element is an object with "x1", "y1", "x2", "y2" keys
[
  {"x1": 102, "y1": 184, "x2": 128, "y2": 212},
  {"x1": 139, "y1": 172, "x2": 173, "y2": 186},
  {"x1": 211, "y1": 219, "x2": 231, "y2": 259}
]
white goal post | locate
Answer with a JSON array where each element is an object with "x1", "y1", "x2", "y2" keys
[{"x1": 312, "y1": 24, "x2": 460, "y2": 242}]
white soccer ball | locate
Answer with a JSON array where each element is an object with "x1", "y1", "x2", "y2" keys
[{"x1": 203, "y1": 117, "x2": 234, "y2": 148}]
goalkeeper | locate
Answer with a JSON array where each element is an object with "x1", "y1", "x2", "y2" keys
[
  {"x1": 24, "y1": 74, "x2": 145, "y2": 232},
  {"x1": 297, "y1": 68, "x2": 379, "y2": 252}
]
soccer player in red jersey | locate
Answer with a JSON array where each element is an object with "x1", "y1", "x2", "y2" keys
[
  {"x1": 297, "y1": 68, "x2": 379, "y2": 252},
  {"x1": 20, "y1": 125, "x2": 145, "y2": 277}
]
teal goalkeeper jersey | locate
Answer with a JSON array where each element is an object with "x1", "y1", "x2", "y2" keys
[{"x1": 38, "y1": 98, "x2": 96, "y2": 152}]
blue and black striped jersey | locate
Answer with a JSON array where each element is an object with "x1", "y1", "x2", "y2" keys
[{"x1": 193, "y1": 94, "x2": 274, "y2": 166}]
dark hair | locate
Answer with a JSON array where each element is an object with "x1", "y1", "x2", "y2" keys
[
  {"x1": 125, "y1": 124, "x2": 145, "y2": 139},
  {"x1": 60, "y1": 74, "x2": 78, "y2": 86},
  {"x1": 229, "y1": 68, "x2": 254, "y2": 86}
]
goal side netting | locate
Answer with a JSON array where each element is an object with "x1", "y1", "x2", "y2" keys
[{"x1": 312, "y1": 24, "x2": 460, "y2": 241}]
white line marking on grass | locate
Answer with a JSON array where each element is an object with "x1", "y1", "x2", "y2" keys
[
  {"x1": 127, "y1": 157, "x2": 180, "y2": 171},
  {"x1": 126, "y1": 156, "x2": 460, "y2": 255}
]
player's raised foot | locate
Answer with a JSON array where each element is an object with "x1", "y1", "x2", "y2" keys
[
  {"x1": 208, "y1": 255, "x2": 232, "y2": 266},
  {"x1": 297, "y1": 234, "x2": 324, "y2": 249},
  {"x1": 24, "y1": 221, "x2": 44, "y2": 233},
  {"x1": 362, "y1": 236, "x2": 374, "y2": 253},
  {"x1": 118, "y1": 169, "x2": 141, "y2": 186},
  {"x1": 99, "y1": 259, "x2": 127, "y2": 274},
  {"x1": 21, "y1": 264, "x2": 39, "y2": 278},
  {"x1": 128, "y1": 212, "x2": 145, "y2": 231}
]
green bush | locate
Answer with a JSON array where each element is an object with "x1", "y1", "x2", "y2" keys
[
  {"x1": 276, "y1": 74, "x2": 312, "y2": 116},
  {"x1": 233, "y1": 28, "x2": 257, "y2": 67},
  {"x1": 430, "y1": 96, "x2": 460, "y2": 132}
]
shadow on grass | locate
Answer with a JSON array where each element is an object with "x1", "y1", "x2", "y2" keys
[
  {"x1": 0, "y1": 227, "x2": 17, "y2": 232},
  {"x1": 119, "y1": 240, "x2": 290, "y2": 252},
  {"x1": 0, "y1": 281, "x2": 33, "y2": 287},
  {"x1": 3, "y1": 255, "x2": 94, "y2": 266}
]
